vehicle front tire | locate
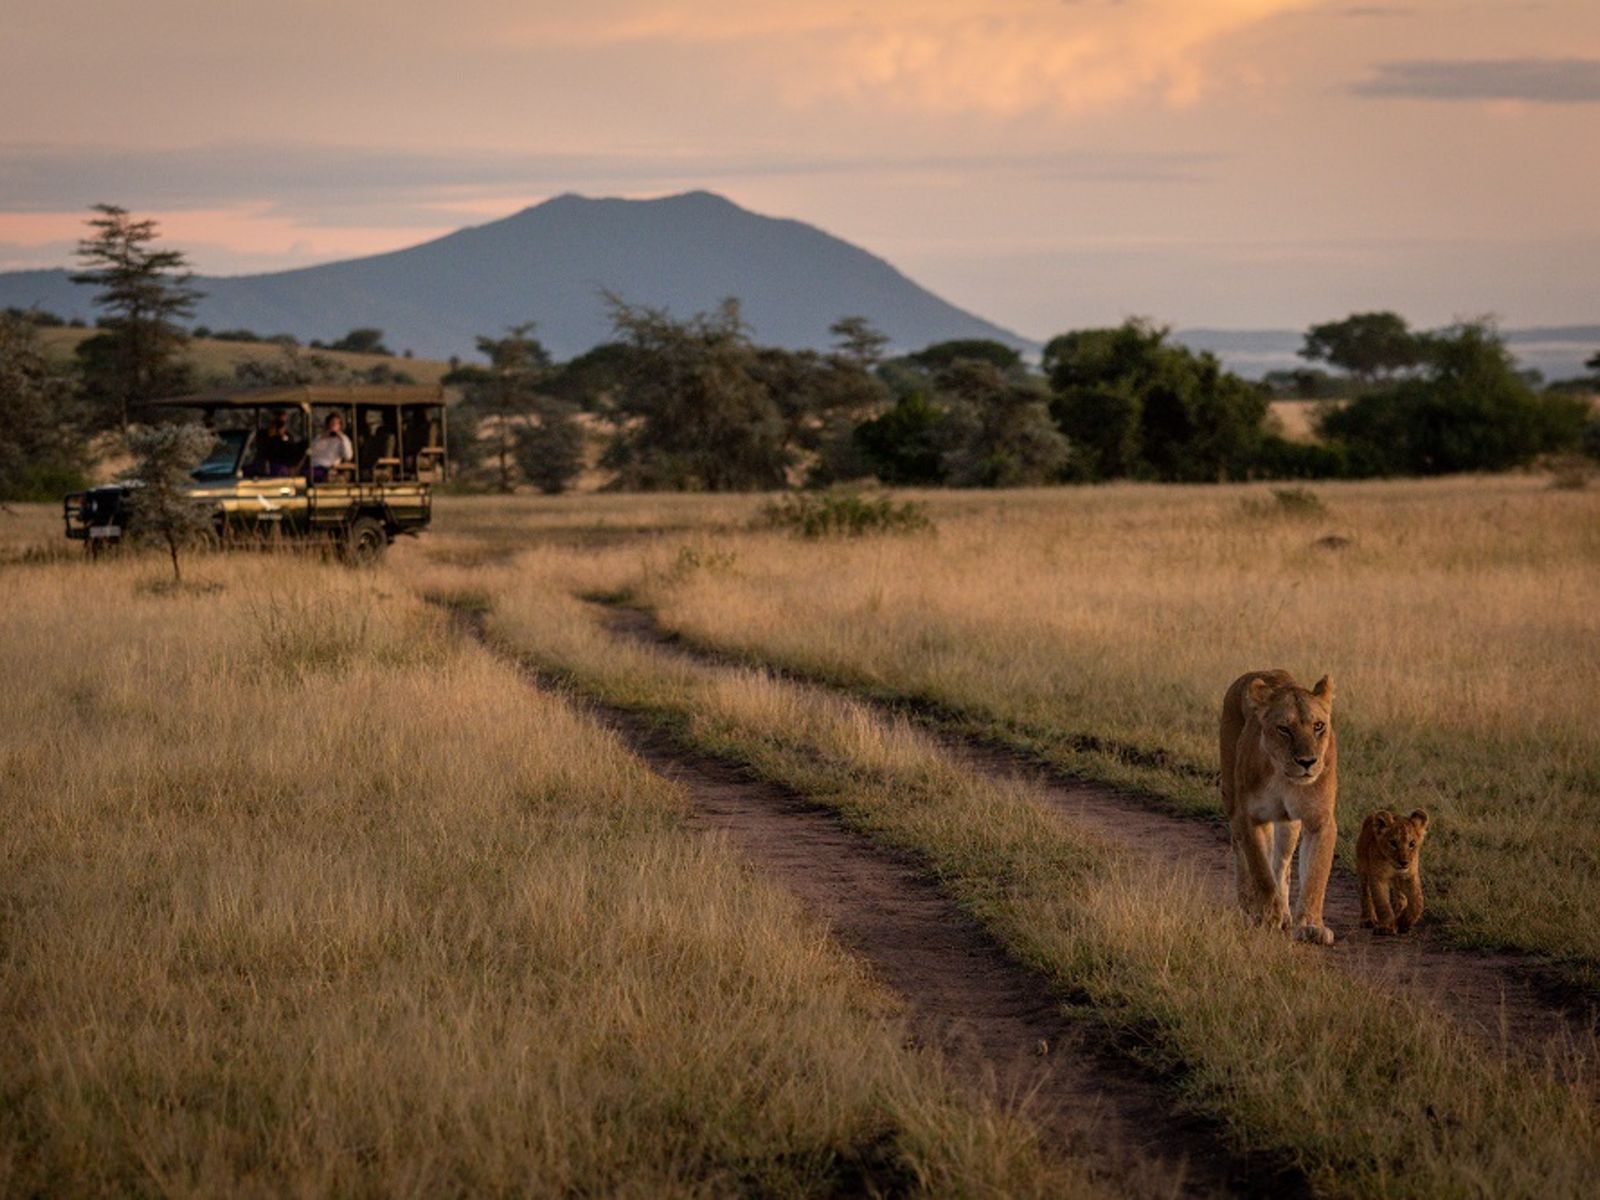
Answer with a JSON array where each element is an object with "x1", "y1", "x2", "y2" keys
[{"x1": 340, "y1": 515, "x2": 389, "y2": 565}]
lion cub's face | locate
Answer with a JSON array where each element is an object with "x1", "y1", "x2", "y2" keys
[
  {"x1": 1370, "y1": 810, "x2": 1429, "y2": 870},
  {"x1": 1248, "y1": 675, "x2": 1334, "y2": 785}
]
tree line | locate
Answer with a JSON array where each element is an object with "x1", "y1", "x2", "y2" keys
[
  {"x1": 447, "y1": 305, "x2": 1597, "y2": 493},
  {"x1": 3, "y1": 205, "x2": 1597, "y2": 501}
]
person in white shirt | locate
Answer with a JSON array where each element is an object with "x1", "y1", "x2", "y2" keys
[{"x1": 307, "y1": 412, "x2": 353, "y2": 482}]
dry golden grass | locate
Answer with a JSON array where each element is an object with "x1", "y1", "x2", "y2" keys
[
  {"x1": 0, "y1": 551, "x2": 1083, "y2": 1196},
  {"x1": 1267, "y1": 399, "x2": 1321, "y2": 442},
  {"x1": 589, "y1": 477, "x2": 1600, "y2": 980},
  {"x1": 36, "y1": 326, "x2": 454, "y2": 386},
  {"x1": 453, "y1": 555, "x2": 1600, "y2": 1198}
]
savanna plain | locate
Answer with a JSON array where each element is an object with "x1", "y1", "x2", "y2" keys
[{"x1": 2, "y1": 475, "x2": 1597, "y2": 1197}]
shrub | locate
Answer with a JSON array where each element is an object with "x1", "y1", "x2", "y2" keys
[
  {"x1": 1252, "y1": 434, "x2": 1350, "y2": 480},
  {"x1": 761, "y1": 491, "x2": 932, "y2": 538},
  {"x1": 1317, "y1": 324, "x2": 1590, "y2": 476}
]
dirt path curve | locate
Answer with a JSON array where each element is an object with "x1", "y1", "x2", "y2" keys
[
  {"x1": 445, "y1": 607, "x2": 1303, "y2": 1199},
  {"x1": 597, "y1": 604, "x2": 1599, "y2": 1082}
]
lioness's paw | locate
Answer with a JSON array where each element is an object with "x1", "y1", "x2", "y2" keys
[{"x1": 1294, "y1": 923, "x2": 1335, "y2": 946}]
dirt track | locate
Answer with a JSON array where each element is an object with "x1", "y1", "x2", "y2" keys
[
  {"x1": 446, "y1": 605, "x2": 1303, "y2": 1199},
  {"x1": 597, "y1": 604, "x2": 1600, "y2": 1081}
]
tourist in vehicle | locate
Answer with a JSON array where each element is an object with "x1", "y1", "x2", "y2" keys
[
  {"x1": 307, "y1": 412, "x2": 353, "y2": 482},
  {"x1": 253, "y1": 411, "x2": 299, "y2": 477}
]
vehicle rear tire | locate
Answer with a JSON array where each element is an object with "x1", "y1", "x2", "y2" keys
[{"x1": 340, "y1": 515, "x2": 389, "y2": 565}]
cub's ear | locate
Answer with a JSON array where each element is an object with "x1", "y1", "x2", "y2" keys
[
  {"x1": 1369, "y1": 811, "x2": 1393, "y2": 830},
  {"x1": 1246, "y1": 678, "x2": 1274, "y2": 713},
  {"x1": 1409, "y1": 809, "x2": 1429, "y2": 829},
  {"x1": 1311, "y1": 674, "x2": 1335, "y2": 704}
]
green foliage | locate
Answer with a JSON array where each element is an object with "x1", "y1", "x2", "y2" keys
[
  {"x1": 853, "y1": 393, "x2": 950, "y2": 485},
  {"x1": 0, "y1": 314, "x2": 91, "y2": 501},
  {"x1": 454, "y1": 323, "x2": 553, "y2": 493},
  {"x1": 829, "y1": 316, "x2": 890, "y2": 368},
  {"x1": 1319, "y1": 323, "x2": 1590, "y2": 475},
  {"x1": 514, "y1": 398, "x2": 586, "y2": 494},
  {"x1": 937, "y1": 360, "x2": 1069, "y2": 487},
  {"x1": 325, "y1": 327, "x2": 392, "y2": 355},
  {"x1": 545, "y1": 342, "x2": 637, "y2": 412},
  {"x1": 124, "y1": 423, "x2": 215, "y2": 583},
  {"x1": 1252, "y1": 434, "x2": 1351, "y2": 480},
  {"x1": 1300, "y1": 311, "x2": 1422, "y2": 382},
  {"x1": 601, "y1": 298, "x2": 792, "y2": 491},
  {"x1": 70, "y1": 204, "x2": 202, "y2": 433},
  {"x1": 761, "y1": 490, "x2": 931, "y2": 538},
  {"x1": 905, "y1": 339, "x2": 1021, "y2": 372},
  {"x1": 1044, "y1": 320, "x2": 1267, "y2": 482}
]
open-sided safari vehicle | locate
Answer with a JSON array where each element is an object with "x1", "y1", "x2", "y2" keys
[{"x1": 64, "y1": 385, "x2": 447, "y2": 563}]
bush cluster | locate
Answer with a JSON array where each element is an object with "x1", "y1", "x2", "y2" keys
[{"x1": 760, "y1": 491, "x2": 932, "y2": 538}]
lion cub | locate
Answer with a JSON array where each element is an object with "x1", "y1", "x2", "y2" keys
[{"x1": 1356, "y1": 809, "x2": 1429, "y2": 935}]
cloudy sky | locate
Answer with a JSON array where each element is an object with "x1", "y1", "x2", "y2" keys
[{"x1": 2, "y1": 0, "x2": 1596, "y2": 337}]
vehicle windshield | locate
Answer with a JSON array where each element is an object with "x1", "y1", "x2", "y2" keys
[{"x1": 191, "y1": 429, "x2": 251, "y2": 481}]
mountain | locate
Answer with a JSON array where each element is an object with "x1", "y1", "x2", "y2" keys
[{"x1": 0, "y1": 191, "x2": 1030, "y2": 361}]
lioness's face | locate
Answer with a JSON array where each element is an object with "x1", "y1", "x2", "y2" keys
[
  {"x1": 1249, "y1": 675, "x2": 1334, "y2": 785},
  {"x1": 1377, "y1": 811, "x2": 1428, "y2": 870}
]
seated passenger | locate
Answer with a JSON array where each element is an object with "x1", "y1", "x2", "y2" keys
[
  {"x1": 253, "y1": 411, "x2": 298, "y2": 477},
  {"x1": 307, "y1": 413, "x2": 353, "y2": 483}
]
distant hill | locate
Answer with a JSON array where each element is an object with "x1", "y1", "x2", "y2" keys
[
  {"x1": 0, "y1": 191, "x2": 1029, "y2": 361},
  {"x1": 1175, "y1": 326, "x2": 1600, "y2": 383}
]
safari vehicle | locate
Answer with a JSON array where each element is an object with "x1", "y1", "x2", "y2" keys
[{"x1": 64, "y1": 385, "x2": 447, "y2": 563}]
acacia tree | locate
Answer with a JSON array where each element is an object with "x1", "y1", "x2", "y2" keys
[
  {"x1": 1299, "y1": 312, "x2": 1421, "y2": 386},
  {"x1": 601, "y1": 297, "x2": 790, "y2": 491},
  {"x1": 71, "y1": 204, "x2": 202, "y2": 434},
  {"x1": 454, "y1": 323, "x2": 553, "y2": 493},
  {"x1": 124, "y1": 423, "x2": 215, "y2": 583},
  {"x1": 829, "y1": 315, "x2": 891, "y2": 370}
]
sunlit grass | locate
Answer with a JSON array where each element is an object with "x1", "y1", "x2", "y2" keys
[
  {"x1": 0, "y1": 552, "x2": 1083, "y2": 1196},
  {"x1": 595, "y1": 477, "x2": 1600, "y2": 980},
  {"x1": 462, "y1": 560, "x2": 1600, "y2": 1199}
]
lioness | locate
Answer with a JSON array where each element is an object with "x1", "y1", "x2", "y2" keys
[
  {"x1": 1356, "y1": 809, "x2": 1429, "y2": 934},
  {"x1": 1219, "y1": 670, "x2": 1338, "y2": 945}
]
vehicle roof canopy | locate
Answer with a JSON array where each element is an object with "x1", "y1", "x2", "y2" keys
[{"x1": 149, "y1": 385, "x2": 444, "y2": 410}]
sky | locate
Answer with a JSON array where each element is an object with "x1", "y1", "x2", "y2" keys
[{"x1": 2, "y1": 0, "x2": 1597, "y2": 339}]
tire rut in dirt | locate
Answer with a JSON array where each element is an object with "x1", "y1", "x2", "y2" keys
[
  {"x1": 595, "y1": 603, "x2": 1600, "y2": 1083},
  {"x1": 445, "y1": 607, "x2": 1301, "y2": 1199}
]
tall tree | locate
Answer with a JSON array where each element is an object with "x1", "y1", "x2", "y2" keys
[
  {"x1": 1299, "y1": 312, "x2": 1421, "y2": 385},
  {"x1": 70, "y1": 204, "x2": 202, "y2": 434},
  {"x1": 454, "y1": 323, "x2": 552, "y2": 493},
  {"x1": 829, "y1": 315, "x2": 891, "y2": 370},
  {"x1": 601, "y1": 297, "x2": 790, "y2": 491}
]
